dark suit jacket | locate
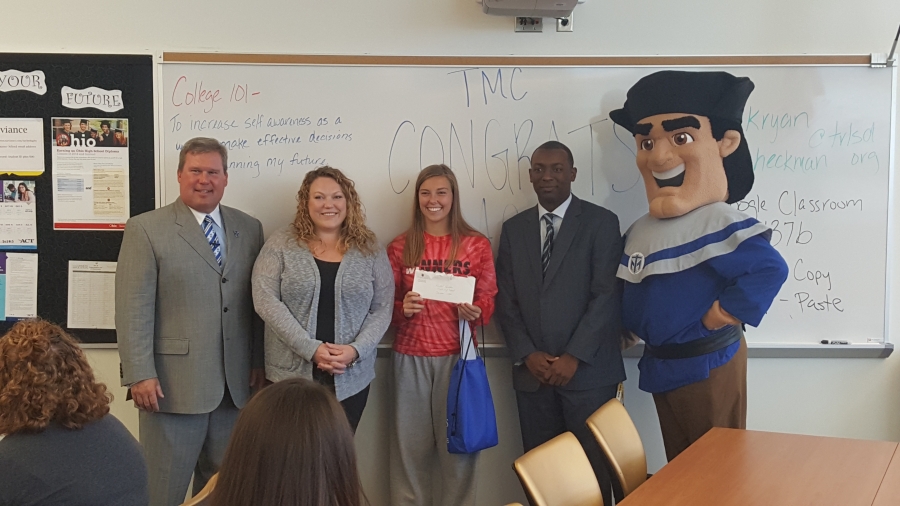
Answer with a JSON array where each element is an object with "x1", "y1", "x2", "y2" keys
[{"x1": 496, "y1": 195, "x2": 626, "y2": 392}]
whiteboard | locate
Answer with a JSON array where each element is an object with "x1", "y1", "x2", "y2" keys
[{"x1": 160, "y1": 61, "x2": 896, "y2": 347}]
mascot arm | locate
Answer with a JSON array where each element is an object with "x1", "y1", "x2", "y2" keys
[{"x1": 705, "y1": 235, "x2": 789, "y2": 328}]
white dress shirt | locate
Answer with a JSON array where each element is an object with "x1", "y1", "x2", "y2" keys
[
  {"x1": 187, "y1": 204, "x2": 226, "y2": 262},
  {"x1": 537, "y1": 193, "x2": 572, "y2": 249}
]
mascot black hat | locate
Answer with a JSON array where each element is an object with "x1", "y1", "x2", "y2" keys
[{"x1": 610, "y1": 70, "x2": 756, "y2": 204}]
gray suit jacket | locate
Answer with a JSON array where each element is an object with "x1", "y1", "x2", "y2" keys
[
  {"x1": 116, "y1": 198, "x2": 264, "y2": 414},
  {"x1": 496, "y1": 195, "x2": 626, "y2": 392}
]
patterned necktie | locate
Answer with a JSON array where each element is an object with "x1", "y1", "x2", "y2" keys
[
  {"x1": 202, "y1": 215, "x2": 223, "y2": 266},
  {"x1": 541, "y1": 213, "x2": 555, "y2": 275}
]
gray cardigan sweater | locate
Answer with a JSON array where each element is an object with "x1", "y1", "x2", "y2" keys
[{"x1": 251, "y1": 227, "x2": 394, "y2": 400}]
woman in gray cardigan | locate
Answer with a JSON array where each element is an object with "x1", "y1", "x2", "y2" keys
[{"x1": 252, "y1": 166, "x2": 393, "y2": 431}]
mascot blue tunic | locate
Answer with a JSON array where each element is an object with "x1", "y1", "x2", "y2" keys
[{"x1": 610, "y1": 71, "x2": 788, "y2": 460}]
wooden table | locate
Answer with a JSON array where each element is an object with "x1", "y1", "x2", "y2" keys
[
  {"x1": 873, "y1": 443, "x2": 900, "y2": 505},
  {"x1": 619, "y1": 428, "x2": 899, "y2": 506}
]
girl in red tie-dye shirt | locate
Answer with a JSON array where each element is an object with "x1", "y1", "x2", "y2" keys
[{"x1": 387, "y1": 164, "x2": 497, "y2": 506}]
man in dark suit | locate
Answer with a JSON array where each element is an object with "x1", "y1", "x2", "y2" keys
[
  {"x1": 496, "y1": 141, "x2": 625, "y2": 501},
  {"x1": 116, "y1": 137, "x2": 265, "y2": 506}
]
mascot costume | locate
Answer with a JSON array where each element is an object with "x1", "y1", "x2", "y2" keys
[{"x1": 610, "y1": 71, "x2": 788, "y2": 460}]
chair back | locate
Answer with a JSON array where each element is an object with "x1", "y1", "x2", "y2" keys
[
  {"x1": 512, "y1": 432, "x2": 604, "y2": 506},
  {"x1": 585, "y1": 398, "x2": 647, "y2": 497},
  {"x1": 180, "y1": 473, "x2": 218, "y2": 506}
]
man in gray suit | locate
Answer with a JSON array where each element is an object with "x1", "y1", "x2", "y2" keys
[
  {"x1": 116, "y1": 137, "x2": 265, "y2": 506},
  {"x1": 496, "y1": 141, "x2": 625, "y2": 501}
]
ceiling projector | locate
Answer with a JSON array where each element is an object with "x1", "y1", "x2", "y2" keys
[{"x1": 481, "y1": 0, "x2": 578, "y2": 17}]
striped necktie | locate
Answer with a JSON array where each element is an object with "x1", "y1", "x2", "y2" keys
[
  {"x1": 202, "y1": 215, "x2": 223, "y2": 266},
  {"x1": 541, "y1": 213, "x2": 555, "y2": 275}
]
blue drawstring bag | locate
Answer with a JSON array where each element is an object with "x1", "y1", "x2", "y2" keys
[{"x1": 447, "y1": 320, "x2": 499, "y2": 454}]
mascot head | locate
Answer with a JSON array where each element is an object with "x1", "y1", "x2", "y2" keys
[{"x1": 610, "y1": 71, "x2": 754, "y2": 219}]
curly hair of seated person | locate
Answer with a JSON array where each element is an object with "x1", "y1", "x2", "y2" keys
[{"x1": 0, "y1": 319, "x2": 111, "y2": 435}]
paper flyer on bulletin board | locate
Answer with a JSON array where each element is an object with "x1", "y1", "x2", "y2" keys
[
  {"x1": 0, "y1": 118, "x2": 44, "y2": 176},
  {"x1": 0, "y1": 252, "x2": 38, "y2": 321},
  {"x1": 51, "y1": 117, "x2": 130, "y2": 230},
  {"x1": 67, "y1": 260, "x2": 116, "y2": 329},
  {"x1": 0, "y1": 179, "x2": 37, "y2": 250}
]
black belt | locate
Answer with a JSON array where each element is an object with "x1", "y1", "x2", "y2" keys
[{"x1": 644, "y1": 325, "x2": 743, "y2": 360}]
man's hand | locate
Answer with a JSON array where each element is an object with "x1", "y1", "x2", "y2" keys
[
  {"x1": 546, "y1": 353, "x2": 579, "y2": 386},
  {"x1": 250, "y1": 368, "x2": 266, "y2": 391},
  {"x1": 131, "y1": 378, "x2": 164, "y2": 412},
  {"x1": 702, "y1": 300, "x2": 740, "y2": 331},
  {"x1": 524, "y1": 351, "x2": 557, "y2": 383}
]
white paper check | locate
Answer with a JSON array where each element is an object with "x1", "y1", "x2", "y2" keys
[{"x1": 412, "y1": 268, "x2": 476, "y2": 304}]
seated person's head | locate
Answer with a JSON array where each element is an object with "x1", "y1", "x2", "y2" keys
[
  {"x1": 211, "y1": 378, "x2": 365, "y2": 506},
  {"x1": 0, "y1": 320, "x2": 110, "y2": 435}
]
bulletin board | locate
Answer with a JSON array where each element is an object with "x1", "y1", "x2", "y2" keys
[{"x1": 0, "y1": 53, "x2": 155, "y2": 344}]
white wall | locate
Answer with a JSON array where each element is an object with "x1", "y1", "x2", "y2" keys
[
  {"x1": 11, "y1": 0, "x2": 900, "y2": 504},
  {"x1": 6, "y1": 1, "x2": 900, "y2": 57}
]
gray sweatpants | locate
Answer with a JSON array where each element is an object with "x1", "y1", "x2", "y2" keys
[{"x1": 390, "y1": 351, "x2": 479, "y2": 506}]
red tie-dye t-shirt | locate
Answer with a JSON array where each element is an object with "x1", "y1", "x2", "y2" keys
[{"x1": 388, "y1": 232, "x2": 498, "y2": 357}]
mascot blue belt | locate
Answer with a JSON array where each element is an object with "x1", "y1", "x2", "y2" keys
[{"x1": 610, "y1": 71, "x2": 788, "y2": 460}]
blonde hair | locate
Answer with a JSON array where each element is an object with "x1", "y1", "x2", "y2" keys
[
  {"x1": 292, "y1": 167, "x2": 377, "y2": 256},
  {"x1": 401, "y1": 164, "x2": 482, "y2": 268}
]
